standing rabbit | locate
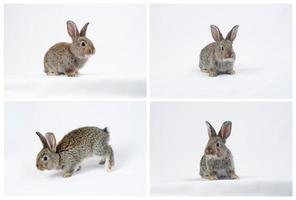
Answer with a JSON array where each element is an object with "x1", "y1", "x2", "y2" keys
[
  {"x1": 199, "y1": 25, "x2": 239, "y2": 77},
  {"x1": 44, "y1": 20, "x2": 95, "y2": 77},
  {"x1": 36, "y1": 126, "x2": 114, "y2": 178},
  {"x1": 200, "y1": 121, "x2": 239, "y2": 180}
]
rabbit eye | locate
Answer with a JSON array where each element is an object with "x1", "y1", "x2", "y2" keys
[
  {"x1": 43, "y1": 155, "x2": 48, "y2": 161},
  {"x1": 81, "y1": 41, "x2": 86, "y2": 47},
  {"x1": 216, "y1": 142, "x2": 220, "y2": 147},
  {"x1": 221, "y1": 46, "x2": 224, "y2": 51}
]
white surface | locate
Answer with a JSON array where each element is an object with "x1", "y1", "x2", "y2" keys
[
  {"x1": 5, "y1": 74, "x2": 145, "y2": 99},
  {"x1": 5, "y1": 102, "x2": 146, "y2": 195},
  {"x1": 150, "y1": 4, "x2": 292, "y2": 98},
  {"x1": 4, "y1": 4, "x2": 146, "y2": 99},
  {"x1": 150, "y1": 102, "x2": 292, "y2": 196},
  {"x1": 151, "y1": 178, "x2": 291, "y2": 196}
]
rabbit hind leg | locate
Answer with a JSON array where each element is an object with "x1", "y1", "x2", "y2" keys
[
  {"x1": 229, "y1": 171, "x2": 239, "y2": 179},
  {"x1": 104, "y1": 145, "x2": 115, "y2": 172},
  {"x1": 93, "y1": 145, "x2": 115, "y2": 171}
]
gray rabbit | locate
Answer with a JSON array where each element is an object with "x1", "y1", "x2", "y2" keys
[
  {"x1": 36, "y1": 126, "x2": 114, "y2": 178},
  {"x1": 199, "y1": 25, "x2": 239, "y2": 77},
  {"x1": 44, "y1": 20, "x2": 95, "y2": 77},
  {"x1": 200, "y1": 121, "x2": 239, "y2": 180}
]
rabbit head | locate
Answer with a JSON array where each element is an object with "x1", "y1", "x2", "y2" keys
[
  {"x1": 210, "y1": 25, "x2": 239, "y2": 62},
  {"x1": 36, "y1": 132, "x2": 59, "y2": 171},
  {"x1": 67, "y1": 20, "x2": 96, "y2": 59},
  {"x1": 204, "y1": 121, "x2": 232, "y2": 159}
]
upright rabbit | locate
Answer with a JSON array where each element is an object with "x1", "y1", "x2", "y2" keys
[
  {"x1": 36, "y1": 126, "x2": 114, "y2": 178},
  {"x1": 200, "y1": 121, "x2": 239, "y2": 180},
  {"x1": 44, "y1": 20, "x2": 95, "y2": 77},
  {"x1": 199, "y1": 25, "x2": 239, "y2": 77}
]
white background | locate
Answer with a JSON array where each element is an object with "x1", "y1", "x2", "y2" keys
[
  {"x1": 4, "y1": 4, "x2": 146, "y2": 99},
  {"x1": 150, "y1": 102, "x2": 292, "y2": 196},
  {"x1": 1, "y1": 1, "x2": 295, "y2": 200},
  {"x1": 4, "y1": 101, "x2": 146, "y2": 195},
  {"x1": 150, "y1": 4, "x2": 292, "y2": 99}
]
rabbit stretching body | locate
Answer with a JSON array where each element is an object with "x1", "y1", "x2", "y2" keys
[
  {"x1": 200, "y1": 121, "x2": 239, "y2": 180},
  {"x1": 44, "y1": 20, "x2": 95, "y2": 77},
  {"x1": 36, "y1": 126, "x2": 114, "y2": 178},
  {"x1": 199, "y1": 25, "x2": 239, "y2": 77}
]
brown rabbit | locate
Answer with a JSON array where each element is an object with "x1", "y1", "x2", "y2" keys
[
  {"x1": 36, "y1": 126, "x2": 114, "y2": 178},
  {"x1": 44, "y1": 20, "x2": 95, "y2": 77},
  {"x1": 200, "y1": 121, "x2": 239, "y2": 180}
]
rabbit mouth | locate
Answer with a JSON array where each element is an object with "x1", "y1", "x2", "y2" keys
[
  {"x1": 37, "y1": 165, "x2": 46, "y2": 171},
  {"x1": 78, "y1": 55, "x2": 91, "y2": 59}
]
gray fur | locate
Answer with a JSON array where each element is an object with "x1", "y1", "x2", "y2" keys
[
  {"x1": 44, "y1": 20, "x2": 95, "y2": 77},
  {"x1": 200, "y1": 121, "x2": 238, "y2": 180},
  {"x1": 36, "y1": 126, "x2": 114, "y2": 178},
  {"x1": 199, "y1": 25, "x2": 239, "y2": 77}
]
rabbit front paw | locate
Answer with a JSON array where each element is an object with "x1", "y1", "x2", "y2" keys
[
  {"x1": 46, "y1": 71, "x2": 59, "y2": 76},
  {"x1": 66, "y1": 72, "x2": 78, "y2": 77},
  {"x1": 208, "y1": 69, "x2": 218, "y2": 77},
  {"x1": 63, "y1": 172, "x2": 73, "y2": 178},
  {"x1": 200, "y1": 68, "x2": 209, "y2": 73},
  {"x1": 204, "y1": 174, "x2": 218, "y2": 180},
  {"x1": 229, "y1": 172, "x2": 239, "y2": 179}
]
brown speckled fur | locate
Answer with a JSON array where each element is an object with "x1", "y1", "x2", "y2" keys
[
  {"x1": 199, "y1": 121, "x2": 239, "y2": 180},
  {"x1": 199, "y1": 25, "x2": 239, "y2": 77},
  {"x1": 36, "y1": 126, "x2": 114, "y2": 178},
  {"x1": 43, "y1": 20, "x2": 95, "y2": 77}
]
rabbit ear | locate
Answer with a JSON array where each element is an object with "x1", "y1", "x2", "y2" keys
[
  {"x1": 226, "y1": 25, "x2": 239, "y2": 42},
  {"x1": 45, "y1": 132, "x2": 57, "y2": 152},
  {"x1": 205, "y1": 121, "x2": 217, "y2": 138},
  {"x1": 36, "y1": 132, "x2": 48, "y2": 148},
  {"x1": 67, "y1": 20, "x2": 79, "y2": 40},
  {"x1": 80, "y1": 22, "x2": 89, "y2": 37},
  {"x1": 210, "y1": 25, "x2": 224, "y2": 42},
  {"x1": 218, "y1": 121, "x2": 232, "y2": 141}
]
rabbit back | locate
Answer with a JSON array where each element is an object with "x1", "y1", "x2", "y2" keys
[
  {"x1": 199, "y1": 42, "x2": 216, "y2": 71},
  {"x1": 44, "y1": 42, "x2": 75, "y2": 75},
  {"x1": 57, "y1": 127, "x2": 110, "y2": 163}
]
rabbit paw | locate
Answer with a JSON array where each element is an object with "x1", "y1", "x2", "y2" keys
[
  {"x1": 227, "y1": 69, "x2": 236, "y2": 75},
  {"x1": 204, "y1": 174, "x2": 218, "y2": 180},
  {"x1": 106, "y1": 165, "x2": 113, "y2": 172},
  {"x1": 63, "y1": 172, "x2": 73, "y2": 178},
  {"x1": 208, "y1": 69, "x2": 218, "y2": 77},
  {"x1": 200, "y1": 68, "x2": 208, "y2": 73},
  {"x1": 46, "y1": 71, "x2": 59, "y2": 76},
  {"x1": 230, "y1": 173, "x2": 239, "y2": 179},
  {"x1": 67, "y1": 72, "x2": 78, "y2": 77}
]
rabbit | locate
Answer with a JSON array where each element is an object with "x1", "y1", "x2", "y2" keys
[
  {"x1": 199, "y1": 25, "x2": 239, "y2": 77},
  {"x1": 36, "y1": 126, "x2": 114, "y2": 178},
  {"x1": 200, "y1": 121, "x2": 239, "y2": 180},
  {"x1": 44, "y1": 20, "x2": 96, "y2": 77}
]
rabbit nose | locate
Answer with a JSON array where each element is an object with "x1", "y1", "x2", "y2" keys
[{"x1": 92, "y1": 48, "x2": 96, "y2": 54}]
